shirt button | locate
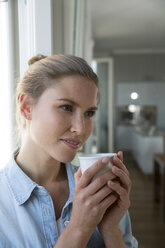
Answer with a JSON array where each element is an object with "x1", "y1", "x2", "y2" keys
[
  {"x1": 64, "y1": 220, "x2": 69, "y2": 227},
  {"x1": 46, "y1": 208, "x2": 49, "y2": 216}
]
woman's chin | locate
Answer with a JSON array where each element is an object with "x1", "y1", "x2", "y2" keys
[{"x1": 58, "y1": 152, "x2": 77, "y2": 164}]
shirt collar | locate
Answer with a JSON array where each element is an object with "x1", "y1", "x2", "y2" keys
[
  {"x1": 4, "y1": 150, "x2": 37, "y2": 206},
  {"x1": 4, "y1": 149, "x2": 76, "y2": 206}
]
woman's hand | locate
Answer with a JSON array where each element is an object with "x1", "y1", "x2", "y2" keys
[
  {"x1": 69, "y1": 157, "x2": 118, "y2": 239},
  {"x1": 98, "y1": 151, "x2": 131, "y2": 236}
]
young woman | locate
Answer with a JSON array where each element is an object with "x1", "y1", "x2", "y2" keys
[{"x1": 0, "y1": 54, "x2": 138, "y2": 247}]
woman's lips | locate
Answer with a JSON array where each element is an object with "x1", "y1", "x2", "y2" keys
[{"x1": 61, "y1": 139, "x2": 81, "y2": 150}]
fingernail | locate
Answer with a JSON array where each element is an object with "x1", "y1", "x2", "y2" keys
[{"x1": 102, "y1": 157, "x2": 109, "y2": 164}]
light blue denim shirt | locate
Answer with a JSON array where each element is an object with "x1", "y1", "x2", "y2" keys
[{"x1": 0, "y1": 151, "x2": 138, "y2": 248}]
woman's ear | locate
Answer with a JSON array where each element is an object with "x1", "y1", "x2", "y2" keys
[{"x1": 19, "y1": 94, "x2": 33, "y2": 120}]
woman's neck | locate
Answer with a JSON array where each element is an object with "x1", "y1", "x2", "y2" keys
[{"x1": 15, "y1": 138, "x2": 65, "y2": 186}]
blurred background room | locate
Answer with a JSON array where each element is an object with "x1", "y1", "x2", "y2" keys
[{"x1": 0, "y1": 0, "x2": 165, "y2": 247}]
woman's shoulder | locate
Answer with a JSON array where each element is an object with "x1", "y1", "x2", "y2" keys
[
  {"x1": 0, "y1": 155, "x2": 17, "y2": 203},
  {"x1": 0, "y1": 166, "x2": 7, "y2": 186}
]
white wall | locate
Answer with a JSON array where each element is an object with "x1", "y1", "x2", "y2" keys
[{"x1": 114, "y1": 54, "x2": 165, "y2": 83}]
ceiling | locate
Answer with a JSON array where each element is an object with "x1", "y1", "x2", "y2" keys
[{"x1": 88, "y1": 0, "x2": 165, "y2": 55}]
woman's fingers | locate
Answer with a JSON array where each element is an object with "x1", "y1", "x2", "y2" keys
[
  {"x1": 99, "y1": 193, "x2": 118, "y2": 212},
  {"x1": 75, "y1": 157, "x2": 113, "y2": 189},
  {"x1": 107, "y1": 180, "x2": 130, "y2": 209},
  {"x1": 111, "y1": 165, "x2": 131, "y2": 192},
  {"x1": 117, "y1": 151, "x2": 123, "y2": 162},
  {"x1": 113, "y1": 155, "x2": 129, "y2": 176},
  {"x1": 111, "y1": 152, "x2": 131, "y2": 193},
  {"x1": 86, "y1": 169, "x2": 116, "y2": 195},
  {"x1": 86, "y1": 185, "x2": 113, "y2": 206},
  {"x1": 74, "y1": 167, "x2": 82, "y2": 185}
]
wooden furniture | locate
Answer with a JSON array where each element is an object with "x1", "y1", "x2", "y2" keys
[{"x1": 153, "y1": 153, "x2": 165, "y2": 221}]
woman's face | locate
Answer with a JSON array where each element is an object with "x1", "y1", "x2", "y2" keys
[{"x1": 29, "y1": 75, "x2": 98, "y2": 163}]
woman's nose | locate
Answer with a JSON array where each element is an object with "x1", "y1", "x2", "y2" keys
[{"x1": 70, "y1": 115, "x2": 85, "y2": 135}]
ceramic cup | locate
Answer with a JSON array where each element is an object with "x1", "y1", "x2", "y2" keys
[{"x1": 78, "y1": 153, "x2": 117, "y2": 179}]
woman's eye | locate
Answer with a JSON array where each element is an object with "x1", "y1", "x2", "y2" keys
[
  {"x1": 60, "y1": 105, "x2": 72, "y2": 112},
  {"x1": 85, "y1": 110, "x2": 96, "y2": 118}
]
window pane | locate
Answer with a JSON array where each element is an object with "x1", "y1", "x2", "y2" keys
[{"x1": 0, "y1": 2, "x2": 12, "y2": 168}]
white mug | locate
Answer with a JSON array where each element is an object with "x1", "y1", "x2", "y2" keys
[{"x1": 78, "y1": 153, "x2": 117, "y2": 179}]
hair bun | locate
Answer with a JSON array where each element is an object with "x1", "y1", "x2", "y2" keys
[{"x1": 28, "y1": 54, "x2": 47, "y2": 66}]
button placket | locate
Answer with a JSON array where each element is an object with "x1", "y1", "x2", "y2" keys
[{"x1": 39, "y1": 189, "x2": 58, "y2": 247}]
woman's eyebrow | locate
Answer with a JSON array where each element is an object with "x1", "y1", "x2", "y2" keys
[
  {"x1": 87, "y1": 106, "x2": 98, "y2": 111},
  {"x1": 56, "y1": 98, "x2": 98, "y2": 110}
]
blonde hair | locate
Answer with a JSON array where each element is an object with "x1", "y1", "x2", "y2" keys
[{"x1": 16, "y1": 54, "x2": 99, "y2": 130}]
